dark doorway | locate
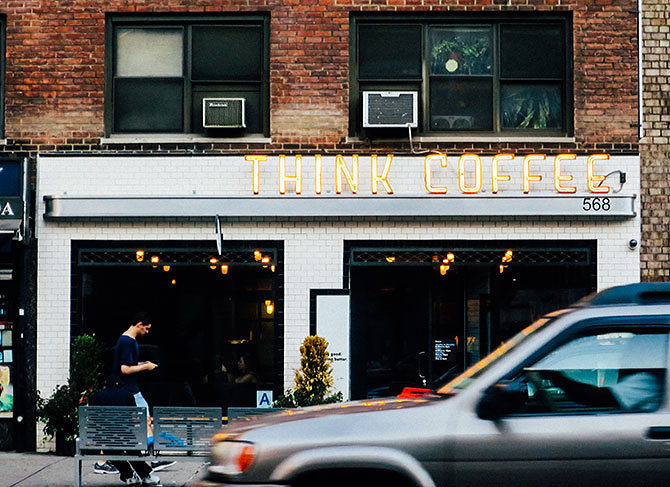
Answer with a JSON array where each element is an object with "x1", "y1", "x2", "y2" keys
[{"x1": 350, "y1": 266, "x2": 464, "y2": 399}]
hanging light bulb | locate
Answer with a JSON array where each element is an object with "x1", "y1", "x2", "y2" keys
[
  {"x1": 386, "y1": 256, "x2": 396, "y2": 263},
  {"x1": 221, "y1": 264, "x2": 229, "y2": 275},
  {"x1": 446, "y1": 252, "x2": 455, "y2": 263},
  {"x1": 136, "y1": 250, "x2": 145, "y2": 262},
  {"x1": 264, "y1": 300, "x2": 274, "y2": 315},
  {"x1": 151, "y1": 255, "x2": 159, "y2": 268},
  {"x1": 253, "y1": 250, "x2": 262, "y2": 261},
  {"x1": 171, "y1": 279, "x2": 177, "y2": 285},
  {"x1": 440, "y1": 264, "x2": 449, "y2": 275},
  {"x1": 261, "y1": 256, "x2": 270, "y2": 264},
  {"x1": 209, "y1": 257, "x2": 219, "y2": 270},
  {"x1": 270, "y1": 265, "x2": 276, "y2": 273},
  {"x1": 163, "y1": 265, "x2": 170, "y2": 272}
]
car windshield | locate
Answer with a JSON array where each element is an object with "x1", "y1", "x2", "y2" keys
[{"x1": 436, "y1": 310, "x2": 567, "y2": 394}]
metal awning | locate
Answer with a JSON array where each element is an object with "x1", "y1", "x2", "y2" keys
[
  {"x1": 0, "y1": 219, "x2": 22, "y2": 239},
  {"x1": 43, "y1": 194, "x2": 637, "y2": 219}
]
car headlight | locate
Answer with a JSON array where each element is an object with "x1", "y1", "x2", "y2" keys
[{"x1": 209, "y1": 439, "x2": 257, "y2": 475}]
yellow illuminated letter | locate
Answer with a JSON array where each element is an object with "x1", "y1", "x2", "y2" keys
[
  {"x1": 522, "y1": 154, "x2": 546, "y2": 194},
  {"x1": 458, "y1": 154, "x2": 482, "y2": 194},
  {"x1": 245, "y1": 154, "x2": 267, "y2": 195},
  {"x1": 335, "y1": 155, "x2": 359, "y2": 194},
  {"x1": 554, "y1": 154, "x2": 577, "y2": 193},
  {"x1": 491, "y1": 154, "x2": 513, "y2": 194},
  {"x1": 371, "y1": 154, "x2": 394, "y2": 194},
  {"x1": 279, "y1": 154, "x2": 303, "y2": 194},
  {"x1": 314, "y1": 155, "x2": 323, "y2": 195},
  {"x1": 587, "y1": 154, "x2": 610, "y2": 193},
  {"x1": 423, "y1": 154, "x2": 448, "y2": 194}
]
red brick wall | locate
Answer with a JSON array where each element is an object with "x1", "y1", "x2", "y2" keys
[
  {"x1": 641, "y1": 0, "x2": 670, "y2": 280},
  {"x1": 0, "y1": 0, "x2": 639, "y2": 155}
]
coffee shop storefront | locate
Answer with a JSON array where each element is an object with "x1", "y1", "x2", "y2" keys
[{"x1": 35, "y1": 152, "x2": 640, "y2": 410}]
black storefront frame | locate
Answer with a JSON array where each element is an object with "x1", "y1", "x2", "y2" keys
[
  {"x1": 344, "y1": 239, "x2": 597, "y2": 398},
  {"x1": 69, "y1": 239, "x2": 285, "y2": 402}
]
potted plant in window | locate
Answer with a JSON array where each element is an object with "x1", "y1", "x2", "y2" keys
[
  {"x1": 37, "y1": 334, "x2": 105, "y2": 455},
  {"x1": 501, "y1": 86, "x2": 561, "y2": 129},
  {"x1": 431, "y1": 35, "x2": 491, "y2": 75},
  {"x1": 274, "y1": 335, "x2": 343, "y2": 408}
]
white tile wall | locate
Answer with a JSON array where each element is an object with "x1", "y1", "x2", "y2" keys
[{"x1": 35, "y1": 154, "x2": 641, "y2": 398}]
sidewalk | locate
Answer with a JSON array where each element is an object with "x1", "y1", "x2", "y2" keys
[{"x1": 0, "y1": 452, "x2": 208, "y2": 487}]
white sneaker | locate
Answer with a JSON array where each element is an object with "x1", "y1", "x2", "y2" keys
[
  {"x1": 141, "y1": 473, "x2": 161, "y2": 486},
  {"x1": 123, "y1": 472, "x2": 142, "y2": 486}
]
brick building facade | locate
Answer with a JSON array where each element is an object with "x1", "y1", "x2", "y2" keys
[
  {"x1": 0, "y1": 0, "x2": 645, "y2": 451},
  {"x1": 641, "y1": 0, "x2": 670, "y2": 280}
]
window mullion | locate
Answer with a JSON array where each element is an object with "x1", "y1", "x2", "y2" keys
[
  {"x1": 422, "y1": 24, "x2": 429, "y2": 135},
  {"x1": 184, "y1": 25, "x2": 192, "y2": 134},
  {"x1": 493, "y1": 23, "x2": 501, "y2": 134}
]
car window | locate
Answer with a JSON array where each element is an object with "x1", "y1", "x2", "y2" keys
[
  {"x1": 507, "y1": 326, "x2": 668, "y2": 415},
  {"x1": 438, "y1": 312, "x2": 565, "y2": 394}
]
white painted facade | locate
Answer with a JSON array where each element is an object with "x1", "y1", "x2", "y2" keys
[{"x1": 35, "y1": 154, "x2": 641, "y2": 399}]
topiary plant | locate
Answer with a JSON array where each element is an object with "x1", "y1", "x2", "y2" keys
[{"x1": 274, "y1": 335, "x2": 343, "y2": 408}]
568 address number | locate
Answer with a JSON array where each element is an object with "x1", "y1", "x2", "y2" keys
[{"x1": 582, "y1": 197, "x2": 611, "y2": 212}]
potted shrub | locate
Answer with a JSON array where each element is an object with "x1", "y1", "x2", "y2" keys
[
  {"x1": 37, "y1": 334, "x2": 105, "y2": 455},
  {"x1": 274, "y1": 335, "x2": 343, "y2": 408}
]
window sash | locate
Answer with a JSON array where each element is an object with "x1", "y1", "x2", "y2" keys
[
  {"x1": 108, "y1": 17, "x2": 267, "y2": 136},
  {"x1": 354, "y1": 18, "x2": 570, "y2": 136}
]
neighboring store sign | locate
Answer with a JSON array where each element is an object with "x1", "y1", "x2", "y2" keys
[{"x1": 0, "y1": 158, "x2": 25, "y2": 221}]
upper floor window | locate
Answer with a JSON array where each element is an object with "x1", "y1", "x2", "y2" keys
[
  {"x1": 351, "y1": 15, "x2": 572, "y2": 137},
  {"x1": 106, "y1": 15, "x2": 269, "y2": 137}
]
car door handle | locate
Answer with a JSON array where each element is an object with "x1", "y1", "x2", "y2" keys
[{"x1": 647, "y1": 427, "x2": 670, "y2": 440}]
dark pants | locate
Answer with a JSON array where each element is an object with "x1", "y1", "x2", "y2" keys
[{"x1": 110, "y1": 459, "x2": 152, "y2": 481}]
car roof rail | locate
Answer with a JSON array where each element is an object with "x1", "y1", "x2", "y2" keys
[{"x1": 575, "y1": 282, "x2": 670, "y2": 307}]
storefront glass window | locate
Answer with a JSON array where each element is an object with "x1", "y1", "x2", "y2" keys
[{"x1": 74, "y1": 245, "x2": 280, "y2": 411}]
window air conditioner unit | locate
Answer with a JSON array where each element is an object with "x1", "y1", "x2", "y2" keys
[
  {"x1": 363, "y1": 91, "x2": 418, "y2": 128},
  {"x1": 203, "y1": 98, "x2": 246, "y2": 129}
]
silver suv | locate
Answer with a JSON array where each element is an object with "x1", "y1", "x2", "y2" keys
[{"x1": 192, "y1": 283, "x2": 670, "y2": 487}]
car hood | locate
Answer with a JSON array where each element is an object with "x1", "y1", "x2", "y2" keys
[{"x1": 222, "y1": 394, "x2": 448, "y2": 438}]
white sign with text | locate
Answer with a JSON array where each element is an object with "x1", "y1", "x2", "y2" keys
[{"x1": 316, "y1": 294, "x2": 350, "y2": 401}]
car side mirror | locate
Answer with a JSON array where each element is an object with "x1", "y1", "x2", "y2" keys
[{"x1": 476, "y1": 383, "x2": 526, "y2": 421}]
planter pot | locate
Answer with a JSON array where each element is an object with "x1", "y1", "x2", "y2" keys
[{"x1": 55, "y1": 434, "x2": 75, "y2": 456}]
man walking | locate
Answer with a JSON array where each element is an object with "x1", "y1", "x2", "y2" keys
[{"x1": 107, "y1": 312, "x2": 162, "y2": 486}]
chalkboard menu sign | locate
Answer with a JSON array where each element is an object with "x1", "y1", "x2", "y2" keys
[{"x1": 434, "y1": 340, "x2": 457, "y2": 362}]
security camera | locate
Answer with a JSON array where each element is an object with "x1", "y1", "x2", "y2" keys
[{"x1": 628, "y1": 239, "x2": 639, "y2": 250}]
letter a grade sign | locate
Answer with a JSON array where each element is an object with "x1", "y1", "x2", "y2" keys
[{"x1": 257, "y1": 390, "x2": 273, "y2": 409}]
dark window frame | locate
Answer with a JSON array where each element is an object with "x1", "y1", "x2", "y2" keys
[
  {"x1": 0, "y1": 17, "x2": 5, "y2": 137},
  {"x1": 105, "y1": 14, "x2": 270, "y2": 137},
  {"x1": 350, "y1": 13, "x2": 574, "y2": 138}
]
